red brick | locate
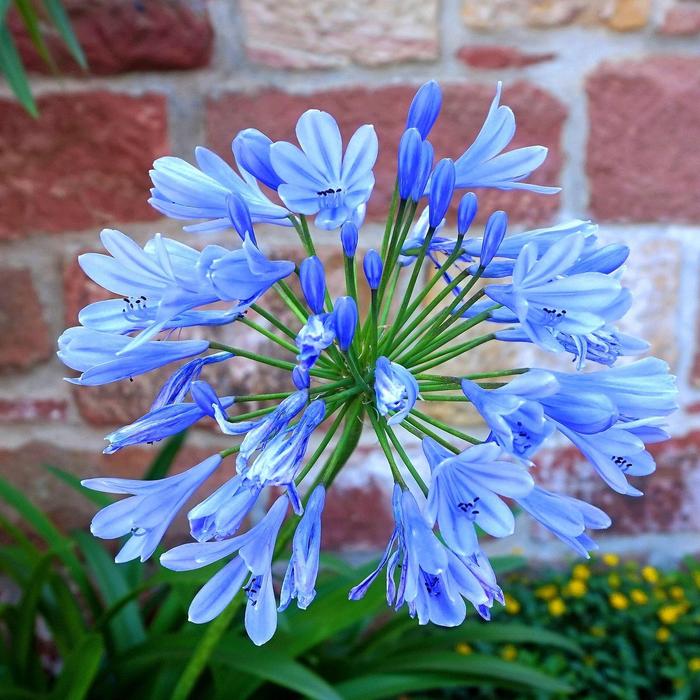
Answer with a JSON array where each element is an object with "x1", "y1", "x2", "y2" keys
[
  {"x1": 0, "y1": 91, "x2": 167, "y2": 239},
  {"x1": 0, "y1": 268, "x2": 51, "y2": 372},
  {"x1": 206, "y1": 82, "x2": 565, "y2": 225},
  {"x1": 534, "y1": 431, "x2": 700, "y2": 537},
  {"x1": 457, "y1": 45, "x2": 555, "y2": 69},
  {"x1": 659, "y1": 4, "x2": 700, "y2": 35},
  {"x1": 587, "y1": 57, "x2": 700, "y2": 222},
  {"x1": 9, "y1": 0, "x2": 212, "y2": 75},
  {"x1": 0, "y1": 399, "x2": 67, "y2": 423}
]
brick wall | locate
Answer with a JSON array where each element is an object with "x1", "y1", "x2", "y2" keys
[{"x1": 1, "y1": 0, "x2": 699, "y2": 565}]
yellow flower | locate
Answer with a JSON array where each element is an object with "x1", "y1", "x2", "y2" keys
[
  {"x1": 689, "y1": 658, "x2": 700, "y2": 673},
  {"x1": 656, "y1": 627, "x2": 671, "y2": 642},
  {"x1": 572, "y1": 564, "x2": 590, "y2": 580},
  {"x1": 642, "y1": 566, "x2": 660, "y2": 584},
  {"x1": 536, "y1": 584, "x2": 558, "y2": 601},
  {"x1": 564, "y1": 580, "x2": 587, "y2": 598},
  {"x1": 609, "y1": 592, "x2": 629, "y2": 610},
  {"x1": 630, "y1": 589, "x2": 648, "y2": 605},
  {"x1": 602, "y1": 553, "x2": 620, "y2": 567},
  {"x1": 548, "y1": 598, "x2": 566, "y2": 617},
  {"x1": 658, "y1": 605, "x2": 683, "y2": 625},
  {"x1": 456, "y1": 643, "x2": 473, "y2": 655},
  {"x1": 608, "y1": 573, "x2": 621, "y2": 589},
  {"x1": 670, "y1": 585, "x2": 685, "y2": 601},
  {"x1": 500, "y1": 644, "x2": 518, "y2": 661},
  {"x1": 589, "y1": 626, "x2": 605, "y2": 638},
  {"x1": 504, "y1": 593, "x2": 521, "y2": 615}
]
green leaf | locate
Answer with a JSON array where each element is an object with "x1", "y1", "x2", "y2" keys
[
  {"x1": 335, "y1": 672, "x2": 474, "y2": 700},
  {"x1": 378, "y1": 652, "x2": 572, "y2": 694},
  {"x1": 49, "y1": 634, "x2": 103, "y2": 700},
  {"x1": 40, "y1": 0, "x2": 86, "y2": 68},
  {"x1": 74, "y1": 532, "x2": 146, "y2": 652},
  {"x1": 14, "y1": 0, "x2": 55, "y2": 69},
  {"x1": 143, "y1": 431, "x2": 188, "y2": 480},
  {"x1": 0, "y1": 21, "x2": 37, "y2": 117},
  {"x1": 44, "y1": 465, "x2": 113, "y2": 507}
]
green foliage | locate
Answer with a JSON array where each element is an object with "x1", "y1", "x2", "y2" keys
[
  {"x1": 452, "y1": 555, "x2": 700, "y2": 700},
  {"x1": 0, "y1": 0, "x2": 86, "y2": 116},
  {"x1": 0, "y1": 435, "x2": 572, "y2": 699}
]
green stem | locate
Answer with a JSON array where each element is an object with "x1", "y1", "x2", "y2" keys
[
  {"x1": 251, "y1": 303, "x2": 298, "y2": 340},
  {"x1": 294, "y1": 403, "x2": 349, "y2": 483},
  {"x1": 384, "y1": 424, "x2": 428, "y2": 495},
  {"x1": 419, "y1": 394, "x2": 470, "y2": 402},
  {"x1": 239, "y1": 317, "x2": 297, "y2": 354},
  {"x1": 404, "y1": 415, "x2": 459, "y2": 454},
  {"x1": 274, "y1": 281, "x2": 308, "y2": 325},
  {"x1": 367, "y1": 409, "x2": 406, "y2": 487},
  {"x1": 408, "y1": 334, "x2": 496, "y2": 374},
  {"x1": 410, "y1": 408, "x2": 479, "y2": 444}
]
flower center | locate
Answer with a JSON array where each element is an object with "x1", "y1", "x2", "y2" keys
[
  {"x1": 457, "y1": 496, "x2": 480, "y2": 520},
  {"x1": 316, "y1": 187, "x2": 343, "y2": 209}
]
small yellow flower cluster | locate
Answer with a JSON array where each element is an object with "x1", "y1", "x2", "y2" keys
[
  {"x1": 609, "y1": 592, "x2": 629, "y2": 610},
  {"x1": 548, "y1": 598, "x2": 566, "y2": 617},
  {"x1": 503, "y1": 593, "x2": 521, "y2": 615},
  {"x1": 500, "y1": 644, "x2": 518, "y2": 661},
  {"x1": 563, "y1": 579, "x2": 587, "y2": 598}
]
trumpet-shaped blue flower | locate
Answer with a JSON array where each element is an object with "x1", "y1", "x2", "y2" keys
[
  {"x1": 453, "y1": 82, "x2": 559, "y2": 194},
  {"x1": 268, "y1": 110, "x2": 378, "y2": 230},
  {"x1": 242, "y1": 401, "x2": 326, "y2": 513},
  {"x1": 58, "y1": 326, "x2": 209, "y2": 386},
  {"x1": 161, "y1": 495, "x2": 288, "y2": 644},
  {"x1": 232, "y1": 128, "x2": 283, "y2": 190},
  {"x1": 517, "y1": 487, "x2": 611, "y2": 558},
  {"x1": 78, "y1": 230, "x2": 293, "y2": 350},
  {"x1": 188, "y1": 475, "x2": 262, "y2": 542},
  {"x1": 374, "y1": 356, "x2": 419, "y2": 425},
  {"x1": 279, "y1": 485, "x2": 325, "y2": 611},
  {"x1": 296, "y1": 313, "x2": 336, "y2": 369},
  {"x1": 149, "y1": 146, "x2": 290, "y2": 232},
  {"x1": 486, "y1": 234, "x2": 630, "y2": 355},
  {"x1": 83, "y1": 454, "x2": 222, "y2": 563},
  {"x1": 423, "y1": 438, "x2": 534, "y2": 555},
  {"x1": 349, "y1": 487, "x2": 501, "y2": 625},
  {"x1": 461, "y1": 370, "x2": 558, "y2": 460},
  {"x1": 151, "y1": 351, "x2": 232, "y2": 410},
  {"x1": 104, "y1": 381, "x2": 234, "y2": 454}
]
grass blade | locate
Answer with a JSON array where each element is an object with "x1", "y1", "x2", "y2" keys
[{"x1": 40, "y1": 0, "x2": 85, "y2": 68}]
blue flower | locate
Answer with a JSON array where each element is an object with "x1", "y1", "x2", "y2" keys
[
  {"x1": 242, "y1": 401, "x2": 326, "y2": 513},
  {"x1": 428, "y1": 159, "x2": 456, "y2": 228},
  {"x1": 423, "y1": 438, "x2": 534, "y2": 555},
  {"x1": 151, "y1": 352, "x2": 232, "y2": 410},
  {"x1": 299, "y1": 256, "x2": 327, "y2": 314},
  {"x1": 374, "y1": 356, "x2": 419, "y2": 425},
  {"x1": 457, "y1": 192, "x2": 478, "y2": 237},
  {"x1": 340, "y1": 221, "x2": 359, "y2": 257},
  {"x1": 58, "y1": 327, "x2": 209, "y2": 386},
  {"x1": 333, "y1": 296, "x2": 358, "y2": 351},
  {"x1": 279, "y1": 485, "x2": 325, "y2": 611},
  {"x1": 188, "y1": 475, "x2": 261, "y2": 542},
  {"x1": 461, "y1": 370, "x2": 558, "y2": 460},
  {"x1": 479, "y1": 210, "x2": 508, "y2": 268},
  {"x1": 349, "y1": 487, "x2": 502, "y2": 625},
  {"x1": 486, "y1": 233, "x2": 630, "y2": 355},
  {"x1": 149, "y1": 147, "x2": 290, "y2": 233},
  {"x1": 517, "y1": 486, "x2": 611, "y2": 557},
  {"x1": 296, "y1": 314, "x2": 336, "y2": 370},
  {"x1": 78, "y1": 230, "x2": 294, "y2": 350},
  {"x1": 363, "y1": 249, "x2": 383, "y2": 290},
  {"x1": 83, "y1": 454, "x2": 222, "y2": 563},
  {"x1": 269, "y1": 110, "x2": 378, "y2": 229},
  {"x1": 398, "y1": 128, "x2": 433, "y2": 202},
  {"x1": 232, "y1": 128, "x2": 283, "y2": 190},
  {"x1": 453, "y1": 82, "x2": 559, "y2": 194},
  {"x1": 406, "y1": 80, "x2": 442, "y2": 139},
  {"x1": 161, "y1": 495, "x2": 288, "y2": 644},
  {"x1": 104, "y1": 381, "x2": 234, "y2": 454}
]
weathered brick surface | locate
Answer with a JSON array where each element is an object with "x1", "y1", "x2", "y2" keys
[
  {"x1": 587, "y1": 57, "x2": 700, "y2": 223},
  {"x1": 241, "y1": 0, "x2": 439, "y2": 69},
  {"x1": 534, "y1": 432, "x2": 700, "y2": 538},
  {"x1": 457, "y1": 45, "x2": 555, "y2": 69},
  {"x1": 10, "y1": 0, "x2": 212, "y2": 74},
  {"x1": 461, "y1": 0, "x2": 651, "y2": 31},
  {"x1": 0, "y1": 399, "x2": 67, "y2": 423},
  {"x1": 0, "y1": 91, "x2": 167, "y2": 239},
  {"x1": 0, "y1": 268, "x2": 51, "y2": 372},
  {"x1": 207, "y1": 82, "x2": 565, "y2": 225},
  {"x1": 659, "y1": 3, "x2": 700, "y2": 35}
]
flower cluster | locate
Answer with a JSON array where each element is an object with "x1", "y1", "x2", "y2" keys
[{"x1": 60, "y1": 80, "x2": 677, "y2": 645}]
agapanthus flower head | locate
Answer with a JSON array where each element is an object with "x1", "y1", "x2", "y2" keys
[{"x1": 67, "y1": 80, "x2": 676, "y2": 645}]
